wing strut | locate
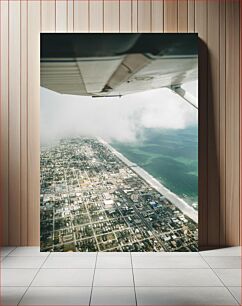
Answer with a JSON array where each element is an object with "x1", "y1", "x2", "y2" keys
[{"x1": 170, "y1": 85, "x2": 198, "y2": 109}]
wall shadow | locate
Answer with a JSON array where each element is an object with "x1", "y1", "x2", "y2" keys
[{"x1": 198, "y1": 38, "x2": 221, "y2": 251}]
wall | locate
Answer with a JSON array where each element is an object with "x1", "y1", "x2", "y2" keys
[{"x1": 0, "y1": 0, "x2": 240, "y2": 248}]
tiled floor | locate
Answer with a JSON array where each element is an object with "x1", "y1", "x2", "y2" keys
[{"x1": 0, "y1": 246, "x2": 241, "y2": 305}]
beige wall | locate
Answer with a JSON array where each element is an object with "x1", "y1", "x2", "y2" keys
[{"x1": 0, "y1": 0, "x2": 240, "y2": 248}]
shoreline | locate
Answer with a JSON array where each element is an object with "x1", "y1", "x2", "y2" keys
[{"x1": 99, "y1": 138, "x2": 198, "y2": 224}]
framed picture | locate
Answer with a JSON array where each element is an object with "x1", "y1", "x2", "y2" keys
[{"x1": 40, "y1": 33, "x2": 198, "y2": 252}]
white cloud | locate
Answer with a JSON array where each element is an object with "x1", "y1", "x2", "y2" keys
[{"x1": 41, "y1": 85, "x2": 198, "y2": 145}]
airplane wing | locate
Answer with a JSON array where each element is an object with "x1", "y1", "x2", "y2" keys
[{"x1": 40, "y1": 33, "x2": 198, "y2": 97}]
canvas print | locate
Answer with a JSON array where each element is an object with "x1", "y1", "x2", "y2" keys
[{"x1": 40, "y1": 34, "x2": 198, "y2": 252}]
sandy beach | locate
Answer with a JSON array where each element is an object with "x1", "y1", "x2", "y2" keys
[{"x1": 99, "y1": 138, "x2": 198, "y2": 223}]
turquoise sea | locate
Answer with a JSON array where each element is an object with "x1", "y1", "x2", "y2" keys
[{"x1": 111, "y1": 126, "x2": 198, "y2": 209}]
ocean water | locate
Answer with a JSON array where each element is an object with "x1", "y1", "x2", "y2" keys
[{"x1": 111, "y1": 126, "x2": 198, "y2": 209}]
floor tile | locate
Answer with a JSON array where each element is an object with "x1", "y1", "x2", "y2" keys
[
  {"x1": 203, "y1": 256, "x2": 241, "y2": 269},
  {"x1": 1, "y1": 256, "x2": 47, "y2": 269},
  {"x1": 93, "y1": 269, "x2": 134, "y2": 286},
  {"x1": 96, "y1": 254, "x2": 132, "y2": 268},
  {"x1": 228, "y1": 287, "x2": 241, "y2": 304},
  {"x1": 134, "y1": 268, "x2": 223, "y2": 287},
  {"x1": 31, "y1": 268, "x2": 94, "y2": 286},
  {"x1": 1, "y1": 269, "x2": 38, "y2": 286},
  {"x1": 200, "y1": 247, "x2": 241, "y2": 257},
  {"x1": 0, "y1": 247, "x2": 16, "y2": 257},
  {"x1": 9, "y1": 247, "x2": 49, "y2": 257},
  {"x1": 214, "y1": 269, "x2": 241, "y2": 286},
  {"x1": 91, "y1": 287, "x2": 136, "y2": 305},
  {"x1": 0, "y1": 287, "x2": 27, "y2": 305},
  {"x1": 136, "y1": 287, "x2": 238, "y2": 305},
  {"x1": 98, "y1": 252, "x2": 131, "y2": 257},
  {"x1": 132, "y1": 255, "x2": 209, "y2": 269},
  {"x1": 132, "y1": 252, "x2": 199, "y2": 257},
  {"x1": 42, "y1": 255, "x2": 96, "y2": 268},
  {"x1": 19, "y1": 286, "x2": 92, "y2": 305},
  {"x1": 49, "y1": 252, "x2": 97, "y2": 257}
]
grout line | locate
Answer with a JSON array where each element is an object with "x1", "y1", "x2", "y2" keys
[
  {"x1": 7, "y1": 255, "x2": 50, "y2": 257},
  {"x1": 1, "y1": 247, "x2": 17, "y2": 257},
  {"x1": 0, "y1": 267, "x2": 241, "y2": 270},
  {"x1": 199, "y1": 253, "x2": 241, "y2": 271},
  {"x1": 200, "y1": 254, "x2": 241, "y2": 257},
  {"x1": 16, "y1": 252, "x2": 51, "y2": 306},
  {"x1": 130, "y1": 252, "x2": 138, "y2": 306},
  {"x1": 1, "y1": 285, "x2": 238, "y2": 288},
  {"x1": 89, "y1": 251, "x2": 98, "y2": 306},
  {"x1": 1, "y1": 267, "x2": 95, "y2": 270},
  {"x1": 199, "y1": 253, "x2": 240, "y2": 304},
  {"x1": 226, "y1": 286, "x2": 241, "y2": 305},
  {"x1": 4, "y1": 255, "x2": 203, "y2": 258}
]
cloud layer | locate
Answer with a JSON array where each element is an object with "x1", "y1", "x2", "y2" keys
[{"x1": 41, "y1": 82, "x2": 198, "y2": 145}]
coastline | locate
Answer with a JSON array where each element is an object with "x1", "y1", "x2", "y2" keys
[{"x1": 99, "y1": 138, "x2": 198, "y2": 224}]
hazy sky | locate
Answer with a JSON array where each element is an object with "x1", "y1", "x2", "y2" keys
[{"x1": 41, "y1": 81, "x2": 198, "y2": 145}]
